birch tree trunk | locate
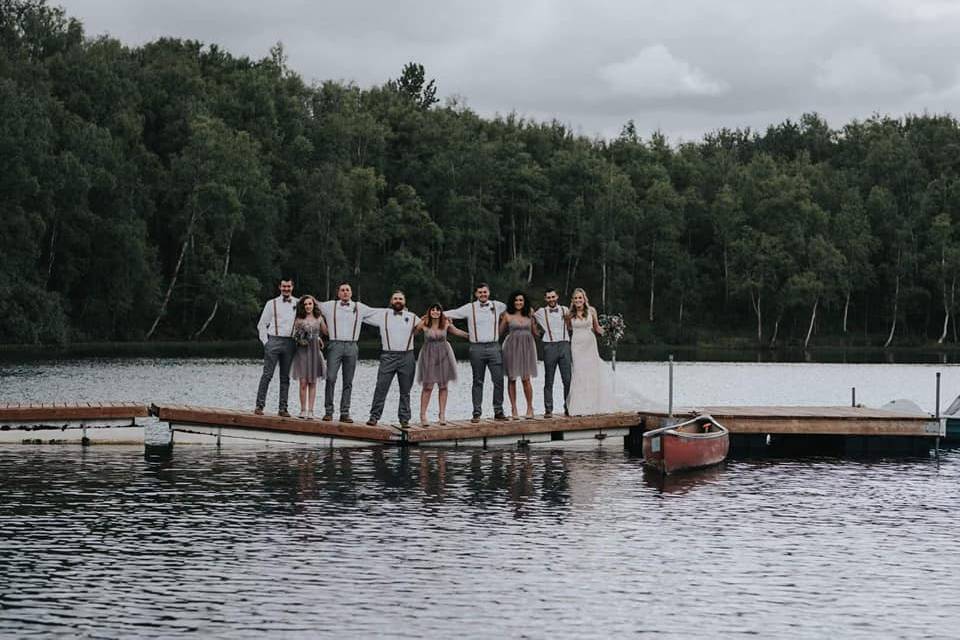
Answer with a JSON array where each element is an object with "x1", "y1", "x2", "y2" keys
[
  {"x1": 750, "y1": 290, "x2": 762, "y2": 344},
  {"x1": 648, "y1": 255, "x2": 655, "y2": 322},
  {"x1": 192, "y1": 231, "x2": 233, "y2": 340},
  {"x1": 842, "y1": 290, "x2": 850, "y2": 334},
  {"x1": 883, "y1": 272, "x2": 900, "y2": 348},
  {"x1": 938, "y1": 276, "x2": 955, "y2": 344},
  {"x1": 146, "y1": 207, "x2": 200, "y2": 340},
  {"x1": 769, "y1": 315, "x2": 781, "y2": 347},
  {"x1": 804, "y1": 296, "x2": 819, "y2": 349}
]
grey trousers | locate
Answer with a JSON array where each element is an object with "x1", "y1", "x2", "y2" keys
[
  {"x1": 324, "y1": 341, "x2": 359, "y2": 416},
  {"x1": 543, "y1": 341, "x2": 573, "y2": 414},
  {"x1": 469, "y1": 342, "x2": 504, "y2": 418},
  {"x1": 256, "y1": 336, "x2": 297, "y2": 411},
  {"x1": 369, "y1": 351, "x2": 416, "y2": 422}
]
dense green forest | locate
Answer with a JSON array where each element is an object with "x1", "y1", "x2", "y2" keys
[{"x1": 3, "y1": 0, "x2": 960, "y2": 349}]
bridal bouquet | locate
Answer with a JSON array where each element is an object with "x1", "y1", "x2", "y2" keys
[{"x1": 598, "y1": 313, "x2": 626, "y2": 349}]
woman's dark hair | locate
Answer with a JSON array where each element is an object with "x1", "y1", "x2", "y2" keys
[
  {"x1": 296, "y1": 295, "x2": 321, "y2": 319},
  {"x1": 422, "y1": 303, "x2": 448, "y2": 330},
  {"x1": 507, "y1": 291, "x2": 531, "y2": 317}
]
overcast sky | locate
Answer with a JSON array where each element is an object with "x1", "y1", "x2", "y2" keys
[{"x1": 60, "y1": 0, "x2": 960, "y2": 141}]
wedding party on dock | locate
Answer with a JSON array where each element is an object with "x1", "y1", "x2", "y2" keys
[{"x1": 2, "y1": 0, "x2": 959, "y2": 638}]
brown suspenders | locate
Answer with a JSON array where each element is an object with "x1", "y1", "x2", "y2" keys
[
  {"x1": 272, "y1": 299, "x2": 296, "y2": 336},
  {"x1": 384, "y1": 311, "x2": 416, "y2": 351},
  {"x1": 331, "y1": 302, "x2": 360, "y2": 340}
]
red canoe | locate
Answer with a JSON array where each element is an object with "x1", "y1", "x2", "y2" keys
[{"x1": 642, "y1": 415, "x2": 729, "y2": 474}]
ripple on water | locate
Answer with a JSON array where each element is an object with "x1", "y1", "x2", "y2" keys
[{"x1": 1, "y1": 445, "x2": 959, "y2": 639}]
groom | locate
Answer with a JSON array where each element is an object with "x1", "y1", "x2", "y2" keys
[
  {"x1": 445, "y1": 282, "x2": 507, "y2": 423},
  {"x1": 364, "y1": 291, "x2": 419, "y2": 428},
  {"x1": 254, "y1": 278, "x2": 299, "y2": 416},
  {"x1": 534, "y1": 287, "x2": 571, "y2": 418}
]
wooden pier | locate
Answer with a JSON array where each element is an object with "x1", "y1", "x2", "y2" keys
[
  {"x1": 151, "y1": 404, "x2": 636, "y2": 447},
  {"x1": 0, "y1": 401, "x2": 944, "y2": 454},
  {"x1": 0, "y1": 402, "x2": 149, "y2": 444}
]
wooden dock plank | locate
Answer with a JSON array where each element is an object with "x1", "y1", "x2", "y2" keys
[
  {"x1": 0, "y1": 402, "x2": 149, "y2": 421},
  {"x1": 405, "y1": 412, "x2": 640, "y2": 443},
  {"x1": 154, "y1": 404, "x2": 399, "y2": 442},
  {"x1": 639, "y1": 406, "x2": 938, "y2": 437}
]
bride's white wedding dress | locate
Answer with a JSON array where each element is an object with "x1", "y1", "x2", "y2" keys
[{"x1": 566, "y1": 310, "x2": 616, "y2": 415}]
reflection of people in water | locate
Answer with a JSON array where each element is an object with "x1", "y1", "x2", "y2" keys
[{"x1": 419, "y1": 450, "x2": 448, "y2": 499}]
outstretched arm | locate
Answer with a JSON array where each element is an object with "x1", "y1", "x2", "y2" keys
[{"x1": 446, "y1": 324, "x2": 469, "y2": 339}]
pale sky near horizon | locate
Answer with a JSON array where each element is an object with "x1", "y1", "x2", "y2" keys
[{"x1": 59, "y1": 0, "x2": 960, "y2": 142}]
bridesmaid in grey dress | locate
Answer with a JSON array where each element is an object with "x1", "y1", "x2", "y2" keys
[
  {"x1": 291, "y1": 296, "x2": 327, "y2": 419},
  {"x1": 499, "y1": 291, "x2": 539, "y2": 419},
  {"x1": 416, "y1": 304, "x2": 469, "y2": 425}
]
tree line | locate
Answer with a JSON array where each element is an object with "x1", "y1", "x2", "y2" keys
[{"x1": 3, "y1": 0, "x2": 960, "y2": 349}]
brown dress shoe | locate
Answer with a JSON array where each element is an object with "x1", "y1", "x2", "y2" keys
[
  {"x1": 340, "y1": 415, "x2": 353, "y2": 423},
  {"x1": 254, "y1": 407, "x2": 264, "y2": 416},
  {"x1": 470, "y1": 416, "x2": 481, "y2": 423},
  {"x1": 321, "y1": 414, "x2": 333, "y2": 421},
  {"x1": 494, "y1": 413, "x2": 508, "y2": 421},
  {"x1": 278, "y1": 410, "x2": 291, "y2": 418},
  {"x1": 544, "y1": 412, "x2": 553, "y2": 419},
  {"x1": 399, "y1": 421, "x2": 409, "y2": 429},
  {"x1": 366, "y1": 419, "x2": 378, "y2": 426}
]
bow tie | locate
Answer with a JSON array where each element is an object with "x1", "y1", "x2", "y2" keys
[
  {"x1": 393, "y1": 310, "x2": 404, "y2": 316},
  {"x1": 549, "y1": 308, "x2": 559, "y2": 313},
  {"x1": 282, "y1": 297, "x2": 291, "y2": 303},
  {"x1": 340, "y1": 302, "x2": 350, "y2": 307},
  {"x1": 479, "y1": 302, "x2": 489, "y2": 308}
]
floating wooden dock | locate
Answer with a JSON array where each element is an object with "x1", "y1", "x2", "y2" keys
[
  {"x1": 638, "y1": 406, "x2": 941, "y2": 436},
  {"x1": 0, "y1": 402, "x2": 149, "y2": 444},
  {"x1": 0, "y1": 401, "x2": 944, "y2": 454},
  {"x1": 151, "y1": 404, "x2": 637, "y2": 447},
  {"x1": 637, "y1": 406, "x2": 942, "y2": 456}
]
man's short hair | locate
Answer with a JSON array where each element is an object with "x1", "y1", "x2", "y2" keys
[
  {"x1": 544, "y1": 287, "x2": 558, "y2": 295},
  {"x1": 392, "y1": 290, "x2": 406, "y2": 297},
  {"x1": 280, "y1": 277, "x2": 295, "y2": 284},
  {"x1": 337, "y1": 282, "x2": 352, "y2": 289},
  {"x1": 475, "y1": 282, "x2": 490, "y2": 291}
]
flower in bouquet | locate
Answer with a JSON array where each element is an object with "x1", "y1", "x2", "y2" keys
[{"x1": 598, "y1": 313, "x2": 626, "y2": 349}]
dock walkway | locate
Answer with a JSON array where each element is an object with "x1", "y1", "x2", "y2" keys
[{"x1": 0, "y1": 402, "x2": 150, "y2": 444}]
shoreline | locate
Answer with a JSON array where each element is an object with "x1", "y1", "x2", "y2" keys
[{"x1": 3, "y1": 340, "x2": 960, "y2": 364}]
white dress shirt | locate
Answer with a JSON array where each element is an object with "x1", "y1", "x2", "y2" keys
[
  {"x1": 534, "y1": 305, "x2": 570, "y2": 342},
  {"x1": 318, "y1": 300, "x2": 373, "y2": 341},
  {"x1": 257, "y1": 295, "x2": 300, "y2": 344},
  {"x1": 363, "y1": 308, "x2": 420, "y2": 351},
  {"x1": 445, "y1": 300, "x2": 506, "y2": 343}
]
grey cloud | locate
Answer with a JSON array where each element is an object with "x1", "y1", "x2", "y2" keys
[{"x1": 60, "y1": 0, "x2": 960, "y2": 140}]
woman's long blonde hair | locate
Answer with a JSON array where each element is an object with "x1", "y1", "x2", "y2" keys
[{"x1": 568, "y1": 287, "x2": 591, "y2": 320}]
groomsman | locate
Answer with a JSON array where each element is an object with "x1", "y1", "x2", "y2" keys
[
  {"x1": 534, "y1": 287, "x2": 572, "y2": 418},
  {"x1": 255, "y1": 278, "x2": 299, "y2": 416},
  {"x1": 318, "y1": 283, "x2": 372, "y2": 423},
  {"x1": 445, "y1": 283, "x2": 508, "y2": 423},
  {"x1": 364, "y1": 291, "x2": 419, "y2": 428}
]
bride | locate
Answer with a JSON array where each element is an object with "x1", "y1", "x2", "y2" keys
[{"x1": 565, "y1": 288, "x2": 616, "y2": 415}]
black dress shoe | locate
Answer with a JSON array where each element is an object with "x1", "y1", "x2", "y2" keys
[
  {"x1": 470, "y1": 416, "x2": 481, "y2": 423},
  {"x1": 399, "y1": 421, "x2": 409, "y2": 429},
  {"x1": 543, "y1": 412, "x2": 553, "y2": 419},
  {"x1": 254, "y1": 407, "x2": 264, "y2": 416},
  {"x1": 366, "y1": 419, "x2": 378, "y2": 426},
  {"x1": 340, "y1": 415, "x2": 353, "y2": 423}
]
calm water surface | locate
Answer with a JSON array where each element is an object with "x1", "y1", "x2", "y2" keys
[{"x1": 1, "y1": 358, "x2": 959, "y2": 638}]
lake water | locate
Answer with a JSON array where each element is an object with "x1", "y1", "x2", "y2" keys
[{"x1": 1, "y1": 358, "x2": 959, "y2": 638}]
